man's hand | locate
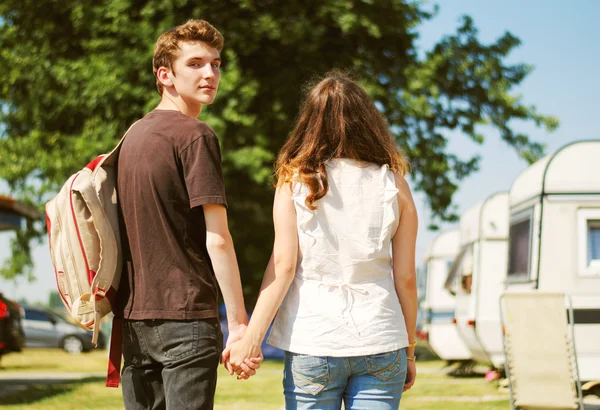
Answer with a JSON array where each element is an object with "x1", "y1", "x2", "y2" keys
[
  {"x1": 226, "y1": 323, "x2": 247, "y2": 348},
  {"x1": 403, "y1": 360, "x2": 416, "y2": 392},
  {"x1": 223, "y1": 323, "x2": 245, "y2": 374}
]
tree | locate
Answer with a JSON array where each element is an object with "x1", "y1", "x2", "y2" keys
[
  {"x1": 0, "y1": 0, "x2": 557, "y2": 304},
  {"x1": 48, "y1": 290, "x2": 64, "y2": 310}
]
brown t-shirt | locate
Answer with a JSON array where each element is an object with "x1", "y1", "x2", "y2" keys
[{"x1": 114, "y1": 110, "x2": 227, "y2": 320}]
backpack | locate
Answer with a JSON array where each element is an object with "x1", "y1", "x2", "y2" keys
[{"x1": 45, "y1": 123, "x2": 137, "y2": 386}]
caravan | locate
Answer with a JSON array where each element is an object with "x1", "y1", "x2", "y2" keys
[
  {"x1": 448, "y1": 192, "x2": 509, "y2": 370},
  {"x1": 419, "y1": 230, "x2": 472, "y2": 363},
  {"x1": 505, "y1": 140, "x2": 600, "y2": 383}
]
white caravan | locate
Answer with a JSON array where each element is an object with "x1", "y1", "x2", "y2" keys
[
  {"x1": 447, "y1": 192, "x2": 509, "y2": 370},
  {"x1": 419, "y1": 230, "x2": 472, "y2": 363},
  {"x1": 505, "y1": 140, "x2": 600, "y2": 383}
]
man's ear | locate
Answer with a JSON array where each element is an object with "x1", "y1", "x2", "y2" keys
[{"x1": 156, "y1": 66, "x2": 174, "y2": 89}]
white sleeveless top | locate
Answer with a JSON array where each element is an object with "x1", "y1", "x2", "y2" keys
[{"x1": 267, "y1": 158, "x2": 409, "y2": 356}]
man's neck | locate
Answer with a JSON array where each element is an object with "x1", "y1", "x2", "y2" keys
[{"x1": 155, "y1": 95, "x2": 202, "y2": 118}]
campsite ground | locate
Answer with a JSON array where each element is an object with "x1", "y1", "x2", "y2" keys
[{"x1": 0, "y1": 348, "x2": 510, "y2": 409}]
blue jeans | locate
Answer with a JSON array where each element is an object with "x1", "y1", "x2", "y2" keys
[
  {"x1": 283, "y1": 349, "x2": 407, "y2": 410},
  {"x1": 121, "y1": 318, "x2": 223, "y2": 410}
]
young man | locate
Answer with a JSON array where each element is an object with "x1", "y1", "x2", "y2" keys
[{"x1": 115, "y1": 19, "x2": 259, "y2": 410}]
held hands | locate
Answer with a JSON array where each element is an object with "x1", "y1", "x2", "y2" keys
[{"x1": 222, "y1": 325, "x2": 264, "y2": 380}]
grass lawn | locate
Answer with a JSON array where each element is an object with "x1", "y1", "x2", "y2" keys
[
  {"x1": 0, "y1": 349, "x2": 509, "y2": 409},
  {"x1": 1, "y1": 348, "x2": 110, "y2": 373}
]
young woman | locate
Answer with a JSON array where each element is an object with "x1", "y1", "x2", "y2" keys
[{"x1": 224, "y1": 70, "x2": 418, "y2": 409}]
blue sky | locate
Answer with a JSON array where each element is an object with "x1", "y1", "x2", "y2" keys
[
  {"x1": 414, "y1": 0, "x2": 600, "y2": 260},
  {"x1": 1, "y1": 0, "x2": 599, "y2": 304}
]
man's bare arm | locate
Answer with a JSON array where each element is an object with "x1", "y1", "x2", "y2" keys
[{"x1": 203, "y1": 204, "x2": 248, "y2": 337}]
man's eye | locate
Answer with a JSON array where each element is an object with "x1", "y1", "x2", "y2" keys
[{"x1": 211, "y1": 63, "x2": 220, "y2": 68}]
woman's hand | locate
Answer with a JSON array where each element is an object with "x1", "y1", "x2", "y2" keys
[
  {"x1": 403, "y1": 360, "x2": 416, "y2": 392},
  {"x1": 222, "y1": 338, "x2": 264, "y2": 379}
]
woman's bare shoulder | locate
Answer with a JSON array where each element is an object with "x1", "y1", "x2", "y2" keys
[{"x1": 392, "y1": 172, "x2": 417, "y2": 213}]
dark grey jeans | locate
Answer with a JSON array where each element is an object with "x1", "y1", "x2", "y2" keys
[{"x1": 121, "y1": 318, "x2": 223, "y2": 410}]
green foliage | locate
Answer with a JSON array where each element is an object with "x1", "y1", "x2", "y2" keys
[
  {"x1": 48, "y1": 291, "x2": 64, "y2": 309},
  {"x1": 0, "y1": 0, "x2": 557, "y2": 304}
]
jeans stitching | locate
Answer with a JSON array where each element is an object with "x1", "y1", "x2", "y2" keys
[
  {"x1": 151, "y1": 322, "x2": 165, "y2": 357},
  {"x1": 344, "y1": 357, "x2": 351, "y2": 374},
  {"x1": 366, "y1": 350, "x2": 403, "y2": 382},
  {"x1": 292, "y1": 369, "x2": 328, "y2": 395},
  {"x1": 156, "y1": 321, "x2": 200, "y2": 361},
  {"x1": 193, "y1": 320, "x2": 199, "y2": 356},
  {"x1": 123, "y1": 322, "x2": 140, "y2": 366},
  {"x1": 290, "y1": 355, "x2": 330, "y2": 396},
  {"x1": 134, "y1": 322, "x2": 151, "y2": 357}
]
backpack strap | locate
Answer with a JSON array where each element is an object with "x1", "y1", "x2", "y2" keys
[
  {"x1": 106, "y1": 316, "x2": 123, "y2": 387},
  {"x1": 93, "y1": 119, "x2": 139, "y2": 388},
  {"x1": 101, "y1": 120, "x2": 141, "y2": 168}
]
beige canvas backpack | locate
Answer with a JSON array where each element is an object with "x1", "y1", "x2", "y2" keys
[{"x1": 45, "y1": 123, "x2": 137, "y2": 386}]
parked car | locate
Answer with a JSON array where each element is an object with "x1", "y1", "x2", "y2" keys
[
  {"x1": 0, "y1": 293, "x2": 25, "y2": 360},
  {"x1": 21, "y1": 306, "x2": 106, "y2": 354}
]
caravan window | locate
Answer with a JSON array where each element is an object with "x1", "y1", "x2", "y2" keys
[
  {"x1": 508, "y1": 217, "x2": 532, "y2": 279},
  {"x1": 588, "y1": 221, "x2": 600, "y2": 263},
  {"x1": 444, "y1": 245, "x2": 473, "y2": 294},
  {"x1": 460, "y1": 247, "x2": 474, "y2": 294},
  {"x1": 578, "y1": 209, "x2": 600, "y2": 276}
]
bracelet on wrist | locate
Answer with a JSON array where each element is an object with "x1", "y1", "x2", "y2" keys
[{"x1": 407, "y1": 355, "x2": 416, "y2": 362}]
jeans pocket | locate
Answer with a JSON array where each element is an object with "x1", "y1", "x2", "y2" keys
[
  {"x1": 365, "y1": 349, "x2": 404, "y2": 382},
  {"x1": 290, "y1": 354, "x2": 330, "y2": 395},
  {"x1": 153, "y1": 320, "x2": 199, "y2": 360}
]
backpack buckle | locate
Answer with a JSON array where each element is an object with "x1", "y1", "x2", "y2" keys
[{"x1": 94, "y1": 287, "x2": 106, "y2": 300}]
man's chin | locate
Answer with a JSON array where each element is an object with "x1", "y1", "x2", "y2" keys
[{"x1": 197, "y1": 96, "x2": 216, "y2": 106}]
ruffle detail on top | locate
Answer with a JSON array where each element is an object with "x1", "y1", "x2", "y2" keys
[
  {"x1": 291, "y1": 181, "x2": 317, "y2": 247},
  {"x1": 379, "y1": 164, "x2": 400, "y2": 249}
]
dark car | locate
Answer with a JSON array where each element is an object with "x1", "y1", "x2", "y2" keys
[
  {"x1": 0, "y1": 292, "x2": 25, "y2": 361},
  {"x1": 21, "y1": 306, "x2": 106, "y2": 354}
]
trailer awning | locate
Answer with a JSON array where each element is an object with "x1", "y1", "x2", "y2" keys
[{"x1": 0, "y1": 195, "x2": 39, "y2": 231}]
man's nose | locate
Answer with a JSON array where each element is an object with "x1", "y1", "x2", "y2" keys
[{"x1": 202, "y1": 64, "x2": 215, "y2": 79}]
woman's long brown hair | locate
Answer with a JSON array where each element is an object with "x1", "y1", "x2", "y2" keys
[{"x1": 275, "y1": 70, "x2": 409, "y2": 209}]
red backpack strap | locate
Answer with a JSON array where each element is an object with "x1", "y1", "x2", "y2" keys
[
  {"x1": 103, "y1": 120, "x2": 140, "y2": 387},
  {"x1": 106, "y1": 316, "x2": 123, "y2": 387}
]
